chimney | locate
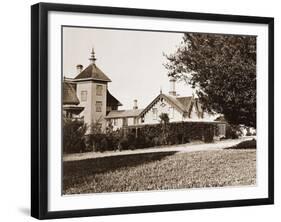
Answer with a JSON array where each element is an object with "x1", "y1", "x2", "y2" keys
[
  {"x1": 133, "y1": 99, "x2": 138, "y2": 109},
  {"x1": 76, "y1": 64, "x2": 83, "y2": 74},
  {"x1": 169, "y1": 77, "x2": 176, "y2": 96}
]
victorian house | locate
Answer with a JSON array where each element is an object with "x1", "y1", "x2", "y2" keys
[{"x1": 63, "y1": 49, "x2": 225, "y2": 136}]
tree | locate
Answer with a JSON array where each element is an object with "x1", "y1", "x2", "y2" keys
[
  {"x1": 164, "y1": 33, "x2": 256, "y2": 127},
  {"x1": 63, "y1": 118, "x2": 87, "y2": 153},
  {"x1": 159, "y1": 113, "x2": 169, "y2": 145},
  {"x1": 159, "y1": 113, "x2": 170, "y2": 124}
]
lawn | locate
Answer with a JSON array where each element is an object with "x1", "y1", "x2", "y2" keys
[{"x1": 63, "y1": 149, "x2": 256, "y2": 194}]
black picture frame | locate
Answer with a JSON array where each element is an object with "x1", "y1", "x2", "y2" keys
[{"x1": 31, "y1": 2, "x2": 274, "y2": 220}]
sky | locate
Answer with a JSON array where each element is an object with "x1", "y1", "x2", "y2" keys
[{"x1": 63, "y1": 27, "x2": 194, "y2": 109}]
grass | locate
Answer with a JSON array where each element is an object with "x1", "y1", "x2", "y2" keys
[{"x1": 63, "y1": 149, "x2": 256, "y2": 194}]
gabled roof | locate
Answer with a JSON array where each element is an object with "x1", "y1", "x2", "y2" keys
[
  {"x1": 107, "y1": 90, "x2": 122, "y2": 106},
  {"x1": 73, "y1": 63, "x2": 111, "y2": 82},
  {"x1": 165, "y1": 95, "x2": 193, "y2": 113},
  {"x1": 139, "y1": 94, "x2": 193, "y2": 117},
  {"x1": 63, "y1": 81, "x2": 80, "y2": 105},
  {"x1": 139, "y1": 93, "x2": 205, "y2": 119},
  {"x1": 105, "y1": 109, "x2": 144, "y2": 119}
]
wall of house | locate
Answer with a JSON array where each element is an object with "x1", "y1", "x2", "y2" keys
[
  {"x1": 76, "y1": 81, "x2": 107, "y2": 132},
  {"x1": 184, "y1": 104, "x2": 217, "y2": 122},
  {"x1": 91, "y1": 82, "x2": 107, "y2": 130},
  {"x1": 76, "y1": 81, "x2": 93, "y2": 128},
  {"x1": 142, "y1": 98, "x2": 183, "y2": 124},
  {"x1": 142, "y1": 97, "x2": 218, "y2": 125},
  {"x1": 107, "y1": 117, "x2": 139, "y2": 131}
]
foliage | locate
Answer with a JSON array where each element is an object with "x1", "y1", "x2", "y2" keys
[
  {"x1": 227, "y1": 139, "x2": 256, "y2": 149},
  {"x1": 63, "y1": 150, "x2": 256, "y2": 194},
  {"x1": 87, "y1": 122, "x2": 216, "y2": 152},
  {"x1": 63, "y1": 118, "x2": 87, "y2": 153},
  {"x1": 225, "y1": 124, "x2": 242, "y2": 139},
  {"x1": 164, "y1": 33, "x2": 256, "y2": 127},
  {"x1": 159, "y1": 113, "x2": 170, "y2": 124}
]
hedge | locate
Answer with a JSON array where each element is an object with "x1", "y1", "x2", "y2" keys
[
  {"x1": 63, "y1": 118, "x2": 87, "y2": 153},
  {"x1": 88, "y1": 121, "x2": 217, "y2": 152}
]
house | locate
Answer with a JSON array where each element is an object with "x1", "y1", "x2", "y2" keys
[
  {"x1": 63, "y1": 48, "x2": 225, "y2": 137},
  {"x1": 105, "y1": 77, "x2": 219, "y2": 129},
  {"x1": 63, "y1": 79, "x2": 84, "y2": 120},
  {"x1": 104, "y1": 100, "x2": 143, "y2": 130},
  {"x1": 143, "y1": 78, "x2": 217, "y2": 123},
  {"x1": 63, "y1": 48, "x2": 122, "y2": 132}
]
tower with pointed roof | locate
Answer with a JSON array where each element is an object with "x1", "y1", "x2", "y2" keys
[{"x1": 72, "y1": 48, "x2": 111, "y2": 132}]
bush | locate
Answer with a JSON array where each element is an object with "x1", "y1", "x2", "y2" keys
[
  {"x1": 225, "y1": 124, "x2": 242, "y2": 139},
  {"x1": 63, "y1": 118, "x2": 87, "y2": 153},
  {"x1": 86, "y1": 122, "x2": 216, "y2": 152},
  {"x1": 228, "y1": 139, "x2": 256, "y2": 149}
]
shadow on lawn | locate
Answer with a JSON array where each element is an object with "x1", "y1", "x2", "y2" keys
[{"x1": 63, "y1": 151, "x2": 177, "y2": 177}]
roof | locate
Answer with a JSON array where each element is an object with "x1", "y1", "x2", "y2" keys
[
  {"x1": 139, "y1": 94, "x2": 192, "y2": 116},
  {"x1": 164, "y1": 95, "x2": 193, "y2": 113},
  {"x1": 105, "y1": 109, "x2": 144, "y2": 119},
  {"x1": 139, "y1": 93, "x2": 204, "y2": 118},
  {"x1": 73, "y1": 63, "x2": 111, "y2": 82},
  {"x1": 107, "y1": 90, "x2": 122, "y2": 106},
  {"x1": 63, "y1": 81, "x2": 80, "y2": 105}
]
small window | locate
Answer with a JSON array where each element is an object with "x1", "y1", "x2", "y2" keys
[
  {"x1": 96, "y1": 85, "x2": 103, "y2": 96},
  {"x1": 96, "y1": 101, "x2": 102, "y2": 112},
  {"x1": 152, "y1": 108, "x2": 158, "y2": 120},
  {"x1": 123, "y1": 118, "x2": 128, "y2": 126},
  {"x1": 218, "y1": 124, "x2": 226, "y2": 136},
  {"x1": 113, "y1": 119, "x2": 118, "y2": 126},
  {"x1": 133, "y1": 117, "x2": 138, "y2": 125},
  {"x1": 81, "y1": 91, "x2": 87, "y2": 101},
  {"x1": 169, "y1": 107, "x2": 174, "y2": 119}
]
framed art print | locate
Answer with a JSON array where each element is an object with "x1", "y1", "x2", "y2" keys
[{"x1": 31, "y1": 2, "x2": 274, "y2": 219}]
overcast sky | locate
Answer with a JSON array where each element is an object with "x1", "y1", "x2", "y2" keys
[{"x1": 63, "y1": 27, "x2": 193, "y2": 109}]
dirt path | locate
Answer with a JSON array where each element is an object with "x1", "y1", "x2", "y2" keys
[{"x1": 63, "y1": 137, "x2": 253, "y2": 162}]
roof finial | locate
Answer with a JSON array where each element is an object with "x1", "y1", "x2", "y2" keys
[
  {"x1": 160, "y1": 86, "x2": 162, "y2": 94},
  {"x1": 89, "y1": 47, "x2": 97, "y2": 64}
]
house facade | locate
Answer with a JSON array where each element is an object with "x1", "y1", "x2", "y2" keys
[
  {"x1": 63, "y1": 49, "x2": 122, "y2": 133},
  {"x1": 105, "y1": 77, "x2": 219, "y2": 130}
]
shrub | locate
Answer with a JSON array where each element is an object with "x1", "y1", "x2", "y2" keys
[
  {"x1": 227, "y1": 139, "x2": 256, "y2": 149},
  {"x1": 63, "y1": 118, "x2": 87, "y2": 153},
  {"x1": 87, "y1": 121, "x2": 216, "y2": 152},
  {"x1": 225, "y1": 124, "x2": 242, "y2": 139}
]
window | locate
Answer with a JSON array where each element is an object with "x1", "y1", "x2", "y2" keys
[
  {"x1": 218, "y1": 124, "x2": 226, "y2": 136},
  {"x1": 152, "y1": 108, "x2": 158, "y2": 120},
  {"x1": 123, "y1": 118, "x2": 128, "y2": 126},
  {"x1": 96, "y1": 101, "x2": 102, "y2": 112},
  {"x1": 81, "y1": 91, "x2": 87, "y2": 101},
  {"x1": 133, "y1": 117, "x2": 138, "y2": 125},
  {"x1": 113, "y1": 119, "x2": 118, "y2": 126},
  {"x1": 96, "y1": 85, "x2": 103, "y2": 96},
  {"x1": 169, "y1": 107, "x2": 174, "y2": 119}
]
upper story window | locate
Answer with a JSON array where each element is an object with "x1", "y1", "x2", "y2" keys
[
  {"x1": 81, "y1": 90, "x2": 87, "y2": 101},
  {"x1": 96, "y1": 101, "x2": 102, "y2": 112},
  {"x1": 96, "y1": 85, "x2": 103, "y2": 96},
  {"x1": 152, "y1": 108, "x2": 158, "y2": 120}
]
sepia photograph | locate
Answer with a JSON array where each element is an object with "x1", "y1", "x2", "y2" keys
[{"x1": 62, "y1": 26, "x2": 257, "y2": 195}]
